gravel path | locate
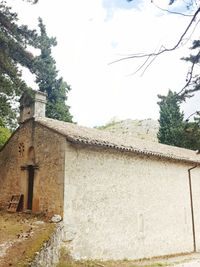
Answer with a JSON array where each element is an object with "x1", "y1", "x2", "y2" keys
[
  {"x1": 163, "y1": 253, "x2": 200, "y2": 267},
  {"x1": 142, "y1": 253, "x2": 200, "y2": 267},
  {"x1": 173, "y1": 260, "x2": 200, "y2": 267}
]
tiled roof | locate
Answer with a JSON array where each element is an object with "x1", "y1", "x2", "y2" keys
[{"x1": 36, "y1": 117, "x2": 200, "y2": 165}]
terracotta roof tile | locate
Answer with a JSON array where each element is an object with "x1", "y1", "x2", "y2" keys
[{"x1": 36, "y1": 117, "x2": 200, "y2": 165}]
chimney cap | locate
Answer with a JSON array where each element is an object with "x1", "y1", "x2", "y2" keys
[
  {"x1": 19, "y1": 89, "x2": 47, "y2": 124},
  {"x1": 20, "y1": 90, "x2": 47, "y2": 108}
]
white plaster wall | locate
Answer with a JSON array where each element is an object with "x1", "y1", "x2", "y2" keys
[
  {"x1": 64, "y1": 143, "x2": 194, "y2": 260},
  {"x1": 189, "y1": 167, "x2": 200, "y2": 252}
]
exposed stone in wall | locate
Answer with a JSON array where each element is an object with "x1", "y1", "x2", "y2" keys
[
  {"x1": 33, "y1": 123, "x2": 66, "y2": 215},
  {"x1": 0, "y1": 120, "x2": 34, "y2": 210},
  {"x1": 31, "y1": 222, "x2": 64, "y2": 267},
  {"x1": 0, "y1": 119, "x2": 66, "y2": 215}
]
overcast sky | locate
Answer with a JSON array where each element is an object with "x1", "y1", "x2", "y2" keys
[{"x1": 8, "y1": 0, "x2": 200, "y2": 126}]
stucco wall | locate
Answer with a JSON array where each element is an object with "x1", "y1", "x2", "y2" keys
[
  {"x1": 64, "y1": 143, "x2": 195, "y2": 260},
  {"x1": 190, "y1": 167, "x2": 200, "y2": 252},
  {"x1": 0, "y1": 120, "x2": 65, "y2": 215}
]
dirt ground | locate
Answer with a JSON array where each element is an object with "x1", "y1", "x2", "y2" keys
[
  {"x1": 1, "y1": 210, "x2": 200, "y2": 267},
  {"x1": 0, "y1": 210, "x2": 55, "y2": 267}
]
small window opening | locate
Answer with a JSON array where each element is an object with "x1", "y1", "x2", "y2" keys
[{"x1": 18, "y1": 143, "x2": 25, "y2": 157}]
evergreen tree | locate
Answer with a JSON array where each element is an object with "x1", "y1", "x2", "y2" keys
[
  {"x1": 158, "y1": 90, "x2": 200, "y2": 150},
  {"x1": 157, "y1": 90, "x2": 184, "y2": 147},
  {"x1": 33, "y1": 18, "x2": 73, "y2": 122},
  {"x1": 182, "y1": 120, "x2": 200, "y2": 150},
  {"x1": 0, "y1": 0, "x2": 38, "y2": 128},
  {"x1": 179, "y1": 39, "x2": 200, "y2": 100}
]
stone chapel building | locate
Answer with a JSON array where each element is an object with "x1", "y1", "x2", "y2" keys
[{"x1": 1, "y1": 90, "x2": 200, "y2": 260}]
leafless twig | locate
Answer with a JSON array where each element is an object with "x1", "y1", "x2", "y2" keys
[
  {"x1": 110, "y1": 7, "x2": 200, "y2": 65},
  {"x1": 185, "y1": 110, "x2": 200, "y2": 121},
  {"x1": 128, "y1": 46, "x2": 160, "y2": 76},
  {"x1": 177, "y1": 50, "x2": 200, "y2": 98},
  {"x1": 152, "y1": 0, "x2": 194, "y2": 17}
]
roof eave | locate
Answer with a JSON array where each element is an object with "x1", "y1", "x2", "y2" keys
[{"x1": 66, "y1": 137, "x2": 200, "y2": 166}]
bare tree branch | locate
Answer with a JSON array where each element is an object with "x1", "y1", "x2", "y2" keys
[
  {"x1": 177, "y1": 59, "x2": 196, "y2": 94},
  {"x1": 177, "y1": 50, "x2": 200, "y2": 98},
  {"x1": 180, "y1": 18, "x2": 200, "y2": 46},
  {"x1": 110, "y1": 6, "x2": 200, "y2": 65},
  {"x1": 185, "y1": 110, "x2": 200, "y2": 122},
  {"x1": 141, "y1": 53, "x2": 159, "y2": 76},
  {"x1": 152, "y1": 1, "x2": 194, "y2": 17},
  {"x1": 128, "y1": 46, "x2": 160, "y2": 76}
]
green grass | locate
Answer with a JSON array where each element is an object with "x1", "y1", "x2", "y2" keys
[
  {"x1": 57, "y1": 261, "x2": 168, "y2": 267},
  {"x1": 57, "y1": 248, "x2": 169, "y2": 267},
  {"x1": 17, "y1": 223, "x2": 55, "y2": 267},
  {"x1": 0, "y1": 211, "x2": 55, "y2": 267}
]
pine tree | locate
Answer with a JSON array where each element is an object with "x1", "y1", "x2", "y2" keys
[
  {"x1": 33, "y1": 18, "x2": 73, "y2": 122},
  {"x1": 183, "y1": 120, "x2": 200, "y2": 150},
  {"x1": 180, "y1": 39, "x2": 200, "y2": 100},
  {"x1": 157, "y1": 90, "x2": 185, "y2": 147},
  {"x1": 0, "y1": 0, "x2": 38, "y2": 128},
  {"x1": 157, "y1": 90, "x2": 200, "y2": 150}
]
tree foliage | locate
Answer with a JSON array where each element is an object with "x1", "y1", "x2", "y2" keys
[
  {"x1": 178, "y1": 39, "x2": 200, "y2": 101},
  {"x1": 157, "y1": 1, "x2": 200, "y2": 150},
  {"x1": 33, "y1": 18, "x2": 73, "y2": 122},
  {"x1": 126, "y1": 0, "x2": 200, "y2": 149},
  {"x1": 0, "y1": 126, "x2": 11, "y2": 148},
  {"x1": 0, "y1": 1, "x2": 73, "y2": 148},
  {"x1": 183, "y1": 121, "x2": 200, "y2": 150},
  {"x1": 157, "y1": 90, "x2": 200, "y2": 150},
  {"x1": 157, "y1": 90, "x2": 185, "y2": 147},
  {"x1": 0, "y1": 0, "x2": 37, "y2": 129}
]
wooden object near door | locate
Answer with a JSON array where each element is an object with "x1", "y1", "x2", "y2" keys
[{"x1": 7, "y1": 194, "x2": 24, "y2": 212}]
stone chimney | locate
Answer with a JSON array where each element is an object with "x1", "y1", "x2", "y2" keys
[{"x1": 19, "y1": 90, "x2": 47, "y2": 124}]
